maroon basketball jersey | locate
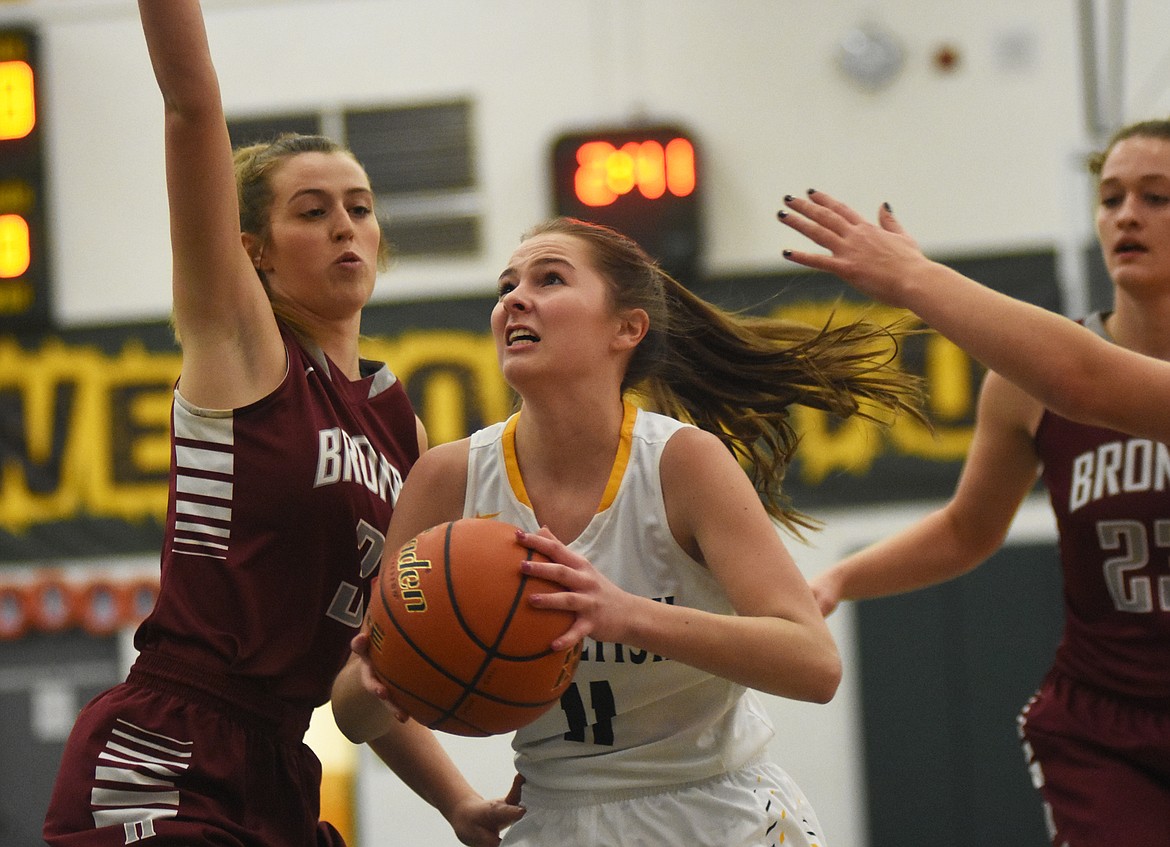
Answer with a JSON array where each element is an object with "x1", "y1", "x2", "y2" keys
[
  {"x1": 134, "y1": 324, "x2": 419, "y2": 706},
  {"x1": 1035, "y1": 313, "x2": 1170, "y2": 699}
]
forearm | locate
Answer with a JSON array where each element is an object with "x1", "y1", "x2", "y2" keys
[
  {"x1": 138, "y1": 0, "x2": 257, "y2": 345},
  {"x1": 364, "y1": 719, "x2": 484, "y2": 824},
  {"x1": 333, "y1": 649, "x2": 517, "y2": 843},
  {"x1": 333, "y1": 659, "x2": 479, "y2": 823},
  {"x1": 892, "y1": 258, "x2": 1170, "y2": 441},
  {"x1": 622, "y1": 595, "x2": 841, "y2": 703},
  {"x1": 138, "y1": 0, "x2": 221, "y2": 117},
  {"x1": 895, "y1": 260, "x2": 1109, "y2": 417},
  {"x1": 826, "y1": 506, "x2": 997, "y2": 604}
]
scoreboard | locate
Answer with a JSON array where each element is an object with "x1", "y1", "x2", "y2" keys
[
  {"x1": 0, "y1": 27, "x2": 48, "y2": 331},
  {"x1": 551, "y1": 125, "x2": 701, "y2": 286}
]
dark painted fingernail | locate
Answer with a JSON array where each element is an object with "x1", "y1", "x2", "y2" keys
[
  {"x1": 783, "y1": 194, "x2": 795, "y2": 203},
  {"x1": 777, "y1": 210, "x2": 788, "y2": 219},
  {"x1": 807, "y1": 188, "x2": 817, "y2": 195},
  {"x1": 883, "y1": 201, "x2": 893, "y2": 212},
  {"x1": 782, "y1": 249, "x2": 793, "y2": 258}
]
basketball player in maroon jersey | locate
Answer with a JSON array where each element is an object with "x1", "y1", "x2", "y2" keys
[
  {"x1": 44, "y1": 2, "x2": 522, "y2": 845},
  {"x1": 777, "y1": 121, "x2": 1170, "y2": 846}
]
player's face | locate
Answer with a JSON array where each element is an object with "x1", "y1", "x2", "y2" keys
[
  {"x1": 492, "y1": 233, "x2": 630, "y2": 390},
  {"x1": 1095, "y1": 135, "x2": 1170, "y2": 293},
  {"x1": 259, "y1": 152, "x2": 381, "y2": 323}
]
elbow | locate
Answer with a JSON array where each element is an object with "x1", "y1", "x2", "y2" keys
[
  {"x1": 331, "y1": 697, "x2": 392, "y2": 746},
  {"x1": 330, "y1": 684, "x2": 400, "y2": 745},
  {"x1": 161, "y1": 89, "x2": 227, "y2": 138},
  {"x1": 1060, "y1": 380, "x2": 1112, "y2": 430},
  {"x1": 330, "y1": 696, "x2": 365, "y2": 745},
  {"x1": 781, "y1": 642, "x2": 841, "y2": 704},
  {"x1": 333, "y1": 722, "x2": 365, "y2": 746},
  {"x1": 808, "y1": 650, "x2": 843, "y2": 704},
  {"x1": 330, "y1": 669, "x2": 380, "y2": 744},
  {"x1": 1038, "y1": 354, "x2": 1111, "y2": 428}
]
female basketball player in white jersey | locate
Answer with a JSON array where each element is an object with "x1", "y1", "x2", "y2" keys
[
  {"x1": 778, "y1": 121, "x2": 1170, "y2": 847},
  {"x1": 333, "y1": 216, "x2": 923, "y2": 846}
]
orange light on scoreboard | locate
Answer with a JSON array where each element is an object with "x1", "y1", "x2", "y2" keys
[
  {"x1": 551, "y1": 125, "x2": 702, "y2": 285},
  {"x1": 573, "y1": 137, "x2": 696, "y2": 207},
  {"x1": 0, "y1": 27, "x2": 49, "y2": 330},
  {"x1": 0, "y1": 212, "x2": 30, "y2": 277},
  {"x1": 0, "y1": 59, "x2": 35, "y2": 140}
]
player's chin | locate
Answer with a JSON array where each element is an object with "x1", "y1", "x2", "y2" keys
[{"x1": 499, "y1": 353, "x2": 542, "y2": 389}]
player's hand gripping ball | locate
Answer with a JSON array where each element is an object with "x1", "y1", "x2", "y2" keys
[{"x1": 364, "y1": 518, "x2": 582, "y2": 736}]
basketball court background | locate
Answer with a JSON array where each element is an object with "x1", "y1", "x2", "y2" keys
[{"x1": 0, "y1": 1, "x2": 1162, "y2": 845}]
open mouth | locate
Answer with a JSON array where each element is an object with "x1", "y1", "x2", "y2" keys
[{"x1": 506, "y1": 327, "x2": 540, "y2": 347}]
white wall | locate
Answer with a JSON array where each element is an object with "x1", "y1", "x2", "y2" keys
[{"x1": 7, "y1": 0, "x2": 1170, "y2": 326}]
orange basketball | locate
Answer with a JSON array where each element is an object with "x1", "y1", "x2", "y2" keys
[{"x1": 364, "y1": 518, "x2": 581, "y2": 736}]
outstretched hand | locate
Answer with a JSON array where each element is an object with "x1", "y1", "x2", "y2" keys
[{"x1": 777, "y1": 190, "x2": 933, "y2": 308}]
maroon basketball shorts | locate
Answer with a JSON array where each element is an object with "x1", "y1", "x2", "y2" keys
[
  {"x1": 1018, "y1": 669, "x2": 1170, "y2": 847},
  {"x1": 43, "y1": 651, "x2": 343, "y2": 847}
]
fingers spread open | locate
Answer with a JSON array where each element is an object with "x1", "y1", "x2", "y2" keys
[{"x1": 804, "y1": 189, "x2": 866, "y2": 226}]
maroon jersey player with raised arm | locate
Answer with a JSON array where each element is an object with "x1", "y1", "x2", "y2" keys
[
  {"x1": 44, "y1": 2, "x2": 523, "y2": 846},
  {"x1": 779, "y1": 120, "x2": 1170, "y2": 847},
  {"x1": 1019, "y1": 312, "x2": 1170, "y2": 845}
]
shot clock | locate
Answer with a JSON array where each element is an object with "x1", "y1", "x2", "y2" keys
[
  {"x1": 551, "y1": 125, "x2": 701, "y2": 285},
  {"x1": 0, "y1": 27, "x2": 49, "y2": 332}
]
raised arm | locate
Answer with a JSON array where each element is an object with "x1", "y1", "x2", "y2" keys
[
  {"x1": 778, "y1": 190, "x2": 1170, "y2": 443},
  {"x1": 138, "y1": 0, "x2": 283, "y2": 408},
  {"x1": 812, "y1": 371, "x2": 1044, "y2": 614}
]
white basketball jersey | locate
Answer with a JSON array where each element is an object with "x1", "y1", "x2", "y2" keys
[{"x1": 464, "y1": 402, "x2": 775, "y2": 793}]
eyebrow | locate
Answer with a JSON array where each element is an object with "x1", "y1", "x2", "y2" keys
[
  {"x1": 286, "y1": 186, "x2": 375, "y2": 203},
  {"x1": 498, "y1": 256, "x2": 575, "y2": 282},
  {"x1": 1099, "y1": 173, "x2": 1170, "y2": 186}
]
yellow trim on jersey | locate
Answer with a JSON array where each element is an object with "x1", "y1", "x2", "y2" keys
[
  {"x1": 501, "y1": 412, "x2": 530, "y2": 508},
  {"x1": 599, "y1": 401, "x2": 637, "y2": 511},
  {"x1": 500, "y1": 402, "x2": 638, "y2": 514}
]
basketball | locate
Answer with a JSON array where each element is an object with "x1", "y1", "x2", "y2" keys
[{"x1": 363, "y1": 518, "x2": 582, "y2": 736}]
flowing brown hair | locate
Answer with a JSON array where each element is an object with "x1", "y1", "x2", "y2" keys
[{"x1": 522, "y1": 217, "x2": 926, "y2": 535}]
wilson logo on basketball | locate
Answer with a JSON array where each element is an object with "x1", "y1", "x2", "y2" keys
[{"x1": 394, "y1": 538, "x2": 432, "y2": 613}]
